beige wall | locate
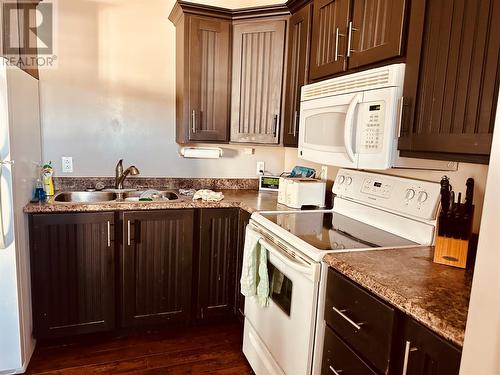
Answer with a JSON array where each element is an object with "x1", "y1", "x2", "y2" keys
[
  {"x1": 39, "y1": 0, "x2": 286, "y2": 177},
  {"x1": 284, "y1": 148, "x2": 489, "y2": 233}
]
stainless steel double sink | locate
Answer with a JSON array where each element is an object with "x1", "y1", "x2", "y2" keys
[{"x1": 54, "y1": 190, "x2": 180, "y2": 203}]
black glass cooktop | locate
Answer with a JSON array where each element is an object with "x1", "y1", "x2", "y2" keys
[{"x1": 260, "y1": 211, "x2": 417, "y2": 251}]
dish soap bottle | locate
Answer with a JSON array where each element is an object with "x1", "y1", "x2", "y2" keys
[{"x1": 42, "y1": 162, "x2": 55, "y2": 196}]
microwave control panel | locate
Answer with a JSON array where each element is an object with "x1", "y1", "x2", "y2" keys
[{"x1": 359, "y1": 101, "x2": 385, "y2": 153}]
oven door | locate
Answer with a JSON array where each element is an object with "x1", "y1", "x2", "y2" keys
[
  {"x1": 298, "y1": 92, "x2": 364, "y2": 168},
  {"x1": 243, "y1": 230, "x2": 321, "y2": 375}
]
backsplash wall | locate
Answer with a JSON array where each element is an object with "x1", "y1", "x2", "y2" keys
[
  {"x1": 39, "y1": 0, "x2": 286, "y2": 178},
  {"x1": 284, "y1": 148, "x2": 489, "y2": 233}
]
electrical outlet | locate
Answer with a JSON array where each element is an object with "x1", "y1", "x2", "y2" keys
[
  {"x1": 256, "y1": 161, "x2": 265, "y2": 176},
  {"x1": 62, "y1": 157, "x2": 73, "y2": 173},
  {"x1": 320, "y1": 166, "x2": 328, "y2": 181}
]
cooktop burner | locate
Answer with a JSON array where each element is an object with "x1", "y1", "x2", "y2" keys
[{"x1": 260, "y1": 211, "x2": 418, "y2": 251}]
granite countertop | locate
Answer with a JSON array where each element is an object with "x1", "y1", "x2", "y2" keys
[
  {"x1": 23, "y1": 189, "x2": 289, "y2": 214},
  {"x1": 324, "y1": 247, "x2": 472, "y2": 347}
]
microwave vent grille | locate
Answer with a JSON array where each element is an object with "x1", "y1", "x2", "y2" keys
[{"x1": 302, "y1": 70, "x2": 392, "y2": 100}]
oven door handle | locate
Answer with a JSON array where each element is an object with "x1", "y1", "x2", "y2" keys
[
  {"x1": 258, "y1": 238, "x2": 313, "y2": 277},
  {"x1": 344, "y1": 93, "x2": 363, "y2": 163}
]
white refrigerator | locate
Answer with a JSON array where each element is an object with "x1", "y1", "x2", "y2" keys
[{"x1": 0, "y1": 64, "x2": 42, "y2": 373}]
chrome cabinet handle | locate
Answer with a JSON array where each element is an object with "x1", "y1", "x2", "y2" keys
[
  {"x1": 293, "y1": 111, "x2": 298, "y2": 137},
  {"x1": 402, "y1": 340, "x2": 418, "y2": 375},
  {"x1": 107, "y1": 221, "x2": 111, "y2": 247},
  {"x1": 127, "y1": 220, "x2": 131, "y2": 246},
  {"x1": 347, "y1": 21, "x2": 358, "y2": 57},
  {"x1": 272, "y1": 114, "x2": 278, "y2": 137},
  {"x1": 332, "y1": 306, "x2": 364, "y2": 331},
  {"x1": 334, "y1": 27, "x2": 345, "y2": 61},
  {"x1": 329, "y1": 366, "x2": 343, "y2": 375},
  {"x1": 191, "y1": 110, "x2": 196, "y2": 134}
]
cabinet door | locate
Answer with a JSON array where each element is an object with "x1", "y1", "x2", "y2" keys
[
  {"x1": 283, "y1": 3, "x2": 312, "y2": 147},
  {"x1": 230, "y1": 20, "x2": 286, "y2": 144},
  {"x1": 310, "y1": 0, "x2": 350, "y2": 80},
  {"x1": 198, "y1": 209, "x2": 239, "y2": 320},
  {"x1": 348, "y1": 0, "x2": 406, "y2": 69},
  {"x1": 121, "y1": 210, "x2": 194, "y2": 328},
  {"x1": 188, "y1": 16, "x2": 231, "y2": 142},
  {"x1": 234, "y1": 209, "x2": 251, "y2": 322},
  {"x1": 399, "y1": 0, "x2": 500, "y2": 164},
  {"x1": 29, "y1": 213, "x2": 115, "y2": 339},
  {"x1": 400, "y1": 318, "x2": 461, "y2": 375}
]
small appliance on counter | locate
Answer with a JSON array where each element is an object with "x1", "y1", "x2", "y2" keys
[
  {"x1": 278, "y1": 177, "x2": 326, "y2": 208},
  {"x1": 434, "y1": 176, "x2": 475, "y2": 269},
  {"x1": 258, "y1": 175, "x2": 280, "y2": 192}
]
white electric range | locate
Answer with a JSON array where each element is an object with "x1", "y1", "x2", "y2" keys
[{"x1": 242, "y1": 169, "x2": 441, "y2": 375}]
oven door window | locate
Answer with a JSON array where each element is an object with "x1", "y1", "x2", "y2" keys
[{"x1": 268, "y1": 261, "x2": 293, "y2": 316}]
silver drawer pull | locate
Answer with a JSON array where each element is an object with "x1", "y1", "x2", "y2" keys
[
  {"x1": 332, "y1": 306, "x2": 364, "y2": 331},
  {"x1": 127, "y1": 220, "x2": 131, "y2": 246},
  {"x1": 329, "y1": 366, "x2": 343, "y2": 375}
]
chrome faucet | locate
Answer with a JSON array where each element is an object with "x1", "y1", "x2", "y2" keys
[{"x1": 115, "y1": 159, "x2": 140, "y2": 189}]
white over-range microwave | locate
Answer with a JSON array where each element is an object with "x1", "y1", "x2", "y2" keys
[{"x1": 298, "y1": 64, "x2": 457, "y2": 171}]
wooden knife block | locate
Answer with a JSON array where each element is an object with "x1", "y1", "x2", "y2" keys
[{"x1": 433, "y1": 236, "x2": 469, "y2": 269}]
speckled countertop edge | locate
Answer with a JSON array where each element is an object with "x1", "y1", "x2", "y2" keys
[{"x1": 325, "y1": 252, "x2": 469, "y2": 347}]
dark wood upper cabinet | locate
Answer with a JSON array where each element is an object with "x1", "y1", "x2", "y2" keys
[
  {"x1": 29, "y1": 213, "x2": 116, "y2": 339},
  {"x1": 283, "y1": 3, "x2": 312, "y2": 147},
  {"x1": 397, "y1": 318, "x2": 461, "y2": 375},
  {"x1": 171, "y1": 11, "x2": 231, "y2": 143},
  {"x1": 349, "y1": 0, "x2": 407, "y2": 69},
  {"x1": 310, "y1": 0, "x2": 349, "y2": 80},
  {"x1": 398, "y1": 0, "x2": 500, "y2": 164},
  {"x1": 230, "y1": 19, "x2": 286, "y2": 144},
  {"x1": 197, "y1": 208, "x2": 239, "y2": 320},
  {"x1": 120, "y1": 210, "x2": 194, "y2": 328}
]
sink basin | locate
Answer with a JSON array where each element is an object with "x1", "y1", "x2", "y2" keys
[
  {"x1": 122, "y1": 190, "x2": 179, "y2": 201},
  {"x1": 54, "y1": 191, "x2": 117, "y2": 203}
]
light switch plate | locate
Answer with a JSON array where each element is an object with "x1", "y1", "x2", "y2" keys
[{"x1": 62, "y1": 157, "x2": 73, "y2": 173}]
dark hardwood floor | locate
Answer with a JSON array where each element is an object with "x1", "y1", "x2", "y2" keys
[{"x1": 26, "y1": 322, "x2": 252, "y2": 374}]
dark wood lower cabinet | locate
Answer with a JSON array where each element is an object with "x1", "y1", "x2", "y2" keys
[
  {"x1": 398, "y1": 318, "x2": 461, "y2": 375},
  {"x1": 120, "y1": 210, "x2": 194, "y2": 328},
  {"x1": 323, "y1": 269, "x2": 462, "y2": 375},
  {"x1": 29, "y1": 208, "x2": 248, "y2": 339},
  {"x1": 197, "y1": 208, "x2": 239, "y2": 320},
  {"x1": 234, "y1": 209, "x2": 251, "y2": 321},
  {"x1": 29, "y1": 212, "x2": 116, "y2": 340}
]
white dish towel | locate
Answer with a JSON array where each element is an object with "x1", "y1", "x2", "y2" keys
[{"x1": 240, "y1": 227, "x2": 269, "y2": 307}]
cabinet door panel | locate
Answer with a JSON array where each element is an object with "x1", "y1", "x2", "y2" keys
[
  {"x1": 198, "y1": 209, "x2": 239, "y2": 319},
  {"x1": 234, "y1": 209, "x2": 251, "y2": 321},
  {"x1": 400, "y1": 318, "x2": 461, "y2": 375},
  {"x1": 399, "y1": 0, "x2": 499, "y2": 163},
  {"x1": 283, "y1": 4, "x2": 312, "y2": 147},
  {"x1": 349, "y1": 0, "x2": 406, "y2": 69},
  {"x1": 188, "y1": 16, "x2": 231, "y2": 142},
  {"x1": 30, "y1": 213, "x2": 115, "y2": 339},
  {"x1": 231, "y1": 20, "x2": 286, "y2": 144},
  {"x1": 310, "y1": 0, "x2": 349, "y2": 80},
  {"x1": 121, "y1": 210, "x2": 194, "y2": 328}
]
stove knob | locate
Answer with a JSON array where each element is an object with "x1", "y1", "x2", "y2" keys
[
  {"x1": 418, "y1": 191, "x2": 429, "y2": 203},
  {"x1": 405, "y1": 189, "x2": 416, "y2": 200},
  {"x1": 337, "y1": 176, "x2": 345, "y2": 185},
  {"x1": 346, "y1": 177, "x2": 353, "y2": 185}
]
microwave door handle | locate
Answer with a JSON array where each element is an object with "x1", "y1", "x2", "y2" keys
[{"x1": 344, "y1": 94, "x2": 363, "y2": 162}]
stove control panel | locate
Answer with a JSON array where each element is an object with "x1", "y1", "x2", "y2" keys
[{"x1": 333, "y1": 169, "x2": 441, "y2": 220}]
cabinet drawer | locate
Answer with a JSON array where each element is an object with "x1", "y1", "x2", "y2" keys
[
  {"x1": 322, "y1": 325, "x2": 377, "y2": 375},
  {"x1": 325, "y1": 269, "x2": 395, "y2": 373}
]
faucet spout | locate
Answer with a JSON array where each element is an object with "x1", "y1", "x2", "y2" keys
[{"x1": 115, "y1": 160, "x2": 140, "y2": 189}]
